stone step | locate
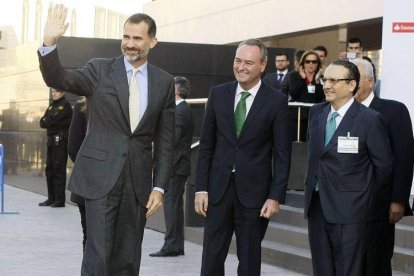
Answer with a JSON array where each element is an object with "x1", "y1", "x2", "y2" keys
[
  {"x1": 393, "y1": 246, "x2": 414, "y2": 274},
  {"x1": 395, "y1": 223, "x2": 414, "y2": 248},
  {"x1": 271, "y1": 204, "x2": 307, "y2": 227},
  {"x1": 265, "y1": 221, "x2": 309, "y2": 249}
]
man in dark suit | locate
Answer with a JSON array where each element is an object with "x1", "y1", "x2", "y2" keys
[
  {"x1": 150, "y1": 76, "x2": 194, "y2": 257},
  {"x1": 351, "y1": 58, "x2": 414, "y2": 276},
  {"x1": 38, "y1": 4, "x2": 175, "y2": 275},
  {"x1": 305, "y1": 60, "x2": 393, "y2": 275},
  {"x1": 263, "y1": 52, "x2": 290, "y2": 91},
  {"x1": 195, "y1": 39, "x2": 291, "y2": 276}
]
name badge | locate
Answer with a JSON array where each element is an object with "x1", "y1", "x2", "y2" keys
[
  {"x1": 337, "y1": 132, "x2": 358, "y2": 154},
  {"x1": 307, "y1": 85, "x2": 316, "y2": 94}
]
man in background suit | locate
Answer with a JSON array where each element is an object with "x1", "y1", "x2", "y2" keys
[
  {"x1": 351, "y1": 58, "x2": 414, "y2": 276},
  {"x1": 150, "y1": 76, "x2": 194, "y2": 257},
  {"x1": 263, "y1": 52, "x2": 290, "y2": 91},
  {"x1": 38, "y1": 4, "x2": 175, "y2": 275},
  {"x1": 305, "y1": 60, "x2": 393, "y2": 275},
  {"x1": 195, "y1": 39, "x2": 291, "y2": 275}
]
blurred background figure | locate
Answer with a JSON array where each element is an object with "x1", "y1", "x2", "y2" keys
[
  {"x1": 281, "y1": 50, "x2": 325, "y2": 141},
  {"x1": 263, "y1": 52, "x2": 290, "y2": 91},
  {"x1": 38, "y1": 88, "x2": 72, "y2": 208},
  {"x1": 150, "y1": 76, "x2": 195, "y2": 257}
]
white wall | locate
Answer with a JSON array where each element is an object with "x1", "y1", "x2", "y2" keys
[
  {"x1": 144, "y1": 0, "x2": 382, "y2": 44},
  {"x1": 381, "y1": 0, "x2": 414, "y2": 195}
]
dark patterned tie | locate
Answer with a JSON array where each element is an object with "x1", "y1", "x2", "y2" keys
[{"x1": 234, "y1": 91, "x2": 251, "y2": 137}]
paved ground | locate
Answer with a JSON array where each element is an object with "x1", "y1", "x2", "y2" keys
[{"x1": 0, "y1": 184, "x2": 304, "y2": 276}]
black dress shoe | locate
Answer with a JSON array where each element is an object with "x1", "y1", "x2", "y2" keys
[
  {"x1": 149, "y1": 249, "x2": 180, "y2": 257},
  {"x1": 39, "y1": 200, "x2": 53, "y2": 206},
  {"x1": 51, "y1": 202, "x2": 65, "y2": 208},
  {"x1": 178, "y1": 250, "x2": 185, "y2": 256}
]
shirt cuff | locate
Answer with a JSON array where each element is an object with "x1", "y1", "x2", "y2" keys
[
  {"x1": 38, "y1": 44, "x2": 57, "y2": 56},
  {"x1": 153, "y1": 187, "x2": 164, "y2": 194},
  {"x1": 195, "y1": 191, "x2": 208, "y2": 194}
]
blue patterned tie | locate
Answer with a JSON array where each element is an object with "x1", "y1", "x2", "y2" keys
[
  {"x1": 315, "y1": 111, "x2": 339, "y2": 191},
  {"x1": 324, "y1": 112, "x2": 339, "y2": 146}
]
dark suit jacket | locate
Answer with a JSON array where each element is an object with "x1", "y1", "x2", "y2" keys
[
  {"x1": 263, "y1": 72, "x2": 285, "y2": 91},
  {"x1": 38, "y1": 48, "x2": 175, "y2": 206},
  {"x1": 174, "y1": 100, "x2": 194, "y2": 176},
  {"x1": 304, "y1": 100, "x2": 393, "y2": 223},
  {"x1": 369, "y1": 96, "x2": 414, "y2": 218},
  {"x1": 196, "y1": 81, "x2": 292, "y2": 208},
  {"x1": 68, "y1": 102, "x2": 87, "y2": 206}
]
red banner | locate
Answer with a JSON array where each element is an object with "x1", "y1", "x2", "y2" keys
[{"x1": 392, "y1": 22, "x2": 414, "y2": 33}]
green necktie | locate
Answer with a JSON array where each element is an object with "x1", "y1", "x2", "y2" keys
[{"x1": 235, "y1": 91, "x2": 251, "y2": 137}]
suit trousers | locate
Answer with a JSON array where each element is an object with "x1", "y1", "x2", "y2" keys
[
  {"x1": 201, "y1": 175, "x2": 269, "y2": 276},
  {"x1": 81, "y1": 157, "x2": 147, "y2": 276},
  {"x1": 364, "y1": 219, "x2": 395, "y2": 276},
  {"x1": 162, "y1": 174, "x2": 187, "y2": 252},
  {"x1": 308, "y1": 192, "x2": 369, "y2": 276}
]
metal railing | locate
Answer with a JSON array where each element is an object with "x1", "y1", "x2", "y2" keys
[{"x1": 187, "y1": 98, "x2": 315, "y2": 142}]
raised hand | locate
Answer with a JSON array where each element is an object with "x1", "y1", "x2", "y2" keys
[{"x1": 43, "y1": 3, "x2": 69, "y2": 46}]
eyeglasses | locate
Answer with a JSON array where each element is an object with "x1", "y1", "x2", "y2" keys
[
  {"x1": 304, "y1": 60, "x2": 318, "y2": 64},
  {"x1": 321, "y1": 78, "x2": 354, "y2": 85}
]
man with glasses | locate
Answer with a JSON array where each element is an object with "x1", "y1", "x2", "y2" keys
[
  {"x1": 263, "y1": 52, "x2": 291, "y2": 91},
  {"x1": 305, "y1": 60, "x2": 393, "y2": 275},
  {"x1": 351, "y1": 58, "x2": 414, "y2": 276}
]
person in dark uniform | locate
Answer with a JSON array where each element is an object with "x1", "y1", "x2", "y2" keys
[
  {"x1": 150, "y1": 76, "x2": 195, "y2": 257},
  {"x1": 39, "y1": 88, "x2": 72, "y2": 208},
  {"x1": 68, "y1": 97, "x2": 88, "y2": 250}
]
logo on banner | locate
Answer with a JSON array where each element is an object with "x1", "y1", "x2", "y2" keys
[{"x1": 393, "y1": 22, "x2": 414, "y2": 33}]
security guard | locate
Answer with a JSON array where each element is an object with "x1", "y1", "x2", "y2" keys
[{"x1": 39, "y1": 88, "x2": 72, "y2": 207}]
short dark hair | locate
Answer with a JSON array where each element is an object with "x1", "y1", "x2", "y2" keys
[
  {"x1": 124, "y1": 13, "x2": 157, "y2": 38},
  {"x1": 347, "y1": 37, "x2": 362, "y2": 46},
  {"x1": 174, "y1": 76, "x2": 191, "y2": 99},
  {"x1": 331, "y1": 60, "x2": 360, "y2": 95},
  {"x1": 313, "y1": 45, "x2": 328, "y2": 57},
  {"x1": 237, "y1": 38, "x2": 268, "y2": 62},
  {"x1": 275, "y1": 52, "x2": 288, "y2": 60},
  {"x1": 295, "y1": 50, "x2": 305, "y2": 63}
]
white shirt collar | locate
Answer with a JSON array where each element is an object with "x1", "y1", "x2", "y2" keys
[
  {"x1": 176, "y1": 99, "x2": 184, "y2": 105},
  {"x1": 236, "y1": 80, "x2": 261, "y2": 98},
  {"x1": 124, "y1": 58, "x2": 148, "y2": 76},
  {"x1": 277, "y1": 69, "x2": 288, "y2": 75},
  {"x1": 361, "y1": 91, "x2": 375, "y2": 107},
  {"x1": 330, "y1": 97, "x2": 354, "y2": 118}
]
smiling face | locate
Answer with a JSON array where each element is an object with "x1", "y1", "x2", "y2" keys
[
  {"x1": 323, "y1": 65, "x2": 356, "y2": 110},
  {"x1": 233, "y1": 44, "x2": 267, "y2": 91},
  {"x1": 121, "y1": 21, "x2": 157, "y2": 67}
]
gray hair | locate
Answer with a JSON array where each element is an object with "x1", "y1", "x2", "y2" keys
[
  {"x1": 237, "y1": 38, "x2": 268, "y2": 62},
  {"x1": 350, "y1": 58, "x2": 374, "y2": 80}
]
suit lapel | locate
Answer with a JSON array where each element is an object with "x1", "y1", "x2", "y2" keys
[
  {"x1": 110, "y1": 56, "x2": 130, "y2": 125},
  {"x1": 369, "y1": 96, "x2": 382, "y2": 112},
  {"x1": 316, "y1": 104, "x2": 330, "y2": 155},
  {"x1": 133, "y1": 64, "x2": 160, "y2": 134},
  {"x1": 223, "y1": 82, "x2": 238, "y2": 141},
  {"x1": 323, "y1": 100, "x2": 360, "y2": 154},
  {"x1": 239, "y1": 84, "x2": 267, "y2": 138}
]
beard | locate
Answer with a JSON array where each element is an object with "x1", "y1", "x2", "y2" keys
[{"x1": 122, "y1": 47, "x2": 149, "y2": 63}]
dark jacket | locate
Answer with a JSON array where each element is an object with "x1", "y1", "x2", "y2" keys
[{"x1": 40, "y1": 95, "x2": 72, "y2": 136}]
